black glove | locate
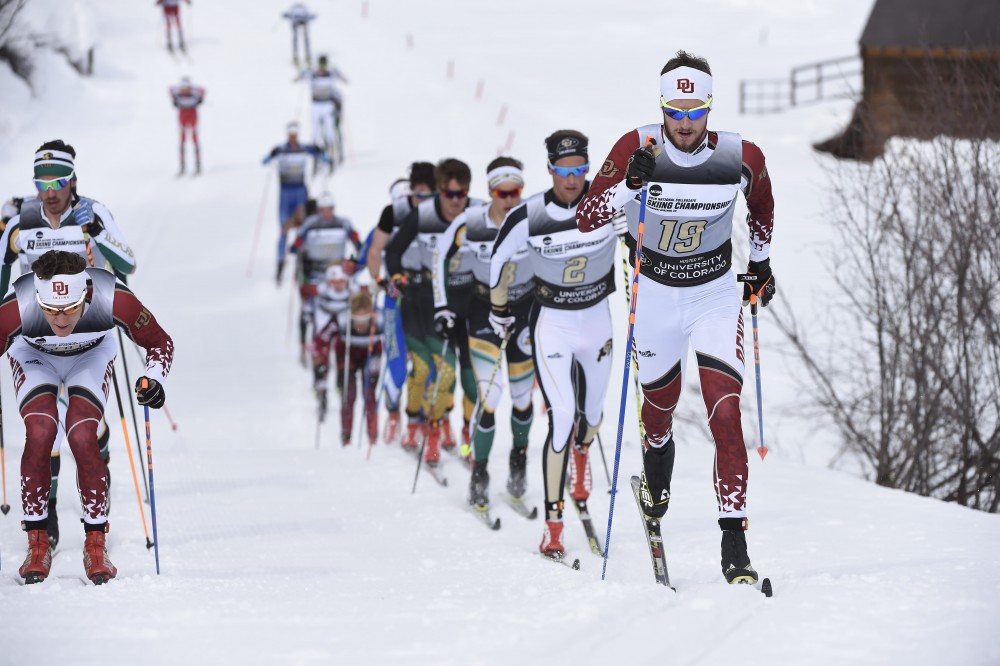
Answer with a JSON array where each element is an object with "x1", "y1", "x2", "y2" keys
[
  {"x1": 270, "y1": 147, "x2": 280, "y2": 158},
  {"x1": 625, "y1": 142, "x2": 656, "y2": 190},
  {"x1": 82, "y1": 216, "x2": 104, "y2": 238},
  {"x1": 433, "y1": 307, "x2": 456, "y2": 338},
  {"x1": 742, "y1": 259, "x2": 776, "y2": 308},
  {"x1": 135, "y1": 377, "x2": 165, "y2": 409}
]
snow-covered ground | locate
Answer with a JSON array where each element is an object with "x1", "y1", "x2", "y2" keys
[{"x1": 1, "y1": 1, "x2": 998, "y2": 665}]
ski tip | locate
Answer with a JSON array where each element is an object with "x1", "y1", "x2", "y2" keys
[
  {"x1": 761, "y1": 577, "x2": 773, "y2": 597},
  {"x1": 757, "y1": 446, "x2": 769, "y2": 460}
]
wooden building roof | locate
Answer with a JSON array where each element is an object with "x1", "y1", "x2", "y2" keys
[{"x1": 860, "y1": 0, "x2": 1000, "y2": 53}]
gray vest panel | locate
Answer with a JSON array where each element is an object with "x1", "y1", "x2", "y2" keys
[
  {"x1": 622, "y1": 128, "x2": 743, "y2": 287},
  {"x1": 14, "y1": 268, "x2": 116, "y2": 355},
  {"x1": 465, "y1": 206, "x2": 535, "y2": 304}
]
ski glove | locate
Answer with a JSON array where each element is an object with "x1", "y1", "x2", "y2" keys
[
  {"x1": 73, "y1": 201, "x2": 103, "y2": 238},
  {"x1": 625, "y1": 142, "x2": 657, "y2": 190},
  {"x1": 488, "y1": 305, "x2": 515, "y2": 339},
  {"x1": 135, "y1": 377, "x2": 165, "y2": 409},
  {"x1": 433, "y1": 307, "x2": 456, "y2": 338},
  {"x1": 386, "y1": 273, "x2": 408, "y2": 299},
  {"x1": 741, "y1": 259, "x2": 776, "y2": 308}
]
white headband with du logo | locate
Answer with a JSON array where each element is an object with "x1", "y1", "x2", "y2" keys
[{"x1": 660, "y1": 66, "x2": 713, "y2": 105}]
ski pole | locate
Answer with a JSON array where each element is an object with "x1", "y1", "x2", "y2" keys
[
  {"x1": 602, "y1": 140, "x2": 654, "y2": 581},
  {"x1": 162, "y1": 404, "x2": 179, "y2": 432},
  {"x1": 117, "y1": 329, "x2": 150, "y2": 502},
  {"x1": 0, "y1": 376, "x2": 9, "y2": 515},
  {"x1": 619, "y1": 236, "x2": 646, "y2": 443},
  {"x1": 140, "y1": 381, "x2": 161, "y2": 574},
  {"x1": 247, "y1": 168, "x2": 273, "y2": 278},
  {"x1": 464, "y1": 330, "x2": 510, "y2": 459},
  {"x1": 360, "y1": 313, "x2": 378, "y2": 452},
  {"x1": 342, "y1": 318, "x2": 352, "y2": 445},
  {"x1": 412, "y1": 337, "x2": 450, "y2": 494},
  {"x1": 110, "y1": 363, "x2": 154, "y2": 549},
  {"x1": 735, "y1": 280, "x2": 769, "y2": 461}
]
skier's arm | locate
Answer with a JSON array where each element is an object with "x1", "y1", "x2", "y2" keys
[
  {"x1": 366, "y1": 205, "x2": 395, "y2": 282},
  {"x1": 741, "y1": 141, "x2": 774, "y2": 262},
  {"x1": 113, "y1": 285, "x2": 174, "y2": 384},
  {"x1": 307, "y1": 144, "x2": 331, "y2": 164},
  {"x1": 0, "y1": 216, "x2": 22, "y2": 295},
  {"x1": 262, "y1": 146, "x2": 280, "y2": 165},
  {"x1": 383, "y1": 208, "x2": 418, "y2": 277},
  {"x1": 432, "y1": 213, "x2": 465, "y2": 309},
  {"x1": 577, "y1": 130, "x2": 642, "y2": 232},
  {"x1": 88, "y1": 201, "x2": 137, "y2": 276},
  {"x1": 489, "y1": 203, "x2": 529, "y2": 309},
  {"x1": 0, "y1": 291, "x2": 23, "y2": 355}
]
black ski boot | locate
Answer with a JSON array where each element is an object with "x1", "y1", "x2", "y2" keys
[
  {"x1": 47, "y1": 498, "x2": 59, "y2": 550},
  {"x1": 469, "y1": 461, "x2": 489, "y2": 508},
  {"x1": 719, "y1": 517, "x2": 758, "y2": 584},
  {"x1": 506, "y1": 447, "x2": 527, "y2": 498},
  {"x1": 639, "y1": 438, "x2": 675, "y2": 518}
]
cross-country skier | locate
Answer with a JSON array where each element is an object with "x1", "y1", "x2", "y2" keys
[
  {"x1": 262, "y1": 122, "x2": 330, "y2": 284},
  {"x1": 366, "y1": 163, "x2": 436, "y2": 446},
  {"x1": 490, "y1": 130, "x2": 617, "y2": 559},
  {"x1": 170, "y1": 76, "x2": 205, "y2": 175},
  {"x1": 334, "y1": 291, "x2": 383, "y2": 446},
  {"x1": 296, "y1": 55, "x2": 348, "y2": 167},
  {"x1": 5, "y1": 250, "x2": 173, "y2": 584},
  {"x1": 282, "y1": 2, "x2": 316, "y2": 67},
  {"x1": 431, "y1": 157, "x2": 536, "y2": 509},
  {"x1": 310, "y1": 264, "x2": 353, "y2": 420},
  {"x1": 155, "y1": 0, "x2": 191, "y2": 52},
  {"x1": 289, "y1": 192, "x2": 361, "y2": 364},
  {"x1": 385, "y1": 159, "x2": 481, "y2": 467},
  {"x1": 576, "y1": 50, "x2": 776, "y2": 585},
  {"x1": 1, "y1": 142, "x2": 138, "y2": 549}
]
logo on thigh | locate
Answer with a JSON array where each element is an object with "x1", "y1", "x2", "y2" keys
[
  {"x1": 9, "y1": 357, "x2": 26, "y2": 395},
  {"x1": 517, "y1": 327, "x2": 532, "y2": 356},
  {"x1": 597, "y1": 338, "x2": 613, "y2": 362},
  {"x1": 102, "y1": 361, "x2": 113, "y2": 401}
]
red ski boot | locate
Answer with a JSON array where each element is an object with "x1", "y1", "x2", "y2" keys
[
  {"x1": 539, "y1": 520, "x2": 566, "y2": 558},
  {"x1": 19, "y1": 529, "x2": 53, "y2": 584},
  {"x1": 83, "y1": 527, "x2": 117, "y2": 585},
  {"x1": 424, "y1": 421, "x2": 441, "y2": 467},
  {"x1": 440, "y1": 419, "x2": 456, "y2": 452},
  {"x1": 402, "y1": 420, "x2": 422, "y2": 451},
  {"x1": 384, "y1": 411, "x2": 401, "y2": 445}
]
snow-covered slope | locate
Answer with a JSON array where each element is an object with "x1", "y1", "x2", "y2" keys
[{"x1": 1, "y1": 2, "x2": 998, "y2": 665}]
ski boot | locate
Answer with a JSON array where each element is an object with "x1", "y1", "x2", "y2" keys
[
  {"x1": 424, "y1": 421, "x2": 441, "y2": 467},
  {"x1": 507, "y1": 447, "x2": 527, "y2": 498},
  {"x1": 539, "y1": 520, "x2": 565, "y2": 558},
  {"x1": 383, "y1": 411, "x2": 400, "y2": 445},
  {"x1": 639, "y1": 438, "x2": 675, "y2": 518},
  {"x1": 83, "y1": 525, "x2": 117, "y2": 585},
  {"x1": 568, "y1": 443, "x2": 592, "y2": 502},
  {"x1": 440, "y1": 418, "x2": 456, "y2": 452},
  {"x1": 468, "y1": 460, "x2": 489, "y2": 509},
  {"x1": 401, "y1": 418, "x2": 422, "y2": 451},
  {"x1": 19, "y1": 526, "x2": 53, "y2": 584},
  {"x1": 720, "y1": 518, "x2": 758, "y2": 584}
]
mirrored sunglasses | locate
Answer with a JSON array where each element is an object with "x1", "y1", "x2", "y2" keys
[
  {"x1": 441, "y1": 189, "x2": 468, "y2": 200},
  {"x1": 660, "y1": 99, "x2": 711, "y2": 121},
  {"x1": 33, "y1": 172, "x2": 75, "y2": 192},
  {"x1": 548, "y1": 163, "x2": 589, "y2": 178},
  {"x1": 491, "y1": 187, "x2": 522, "y2": 200},
  {"x1": 412, "y1": 191, "x2": 435, "y2": 200},
  {"x1": 36, "y1": 291, "x2": 86, "y2": 316}
]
